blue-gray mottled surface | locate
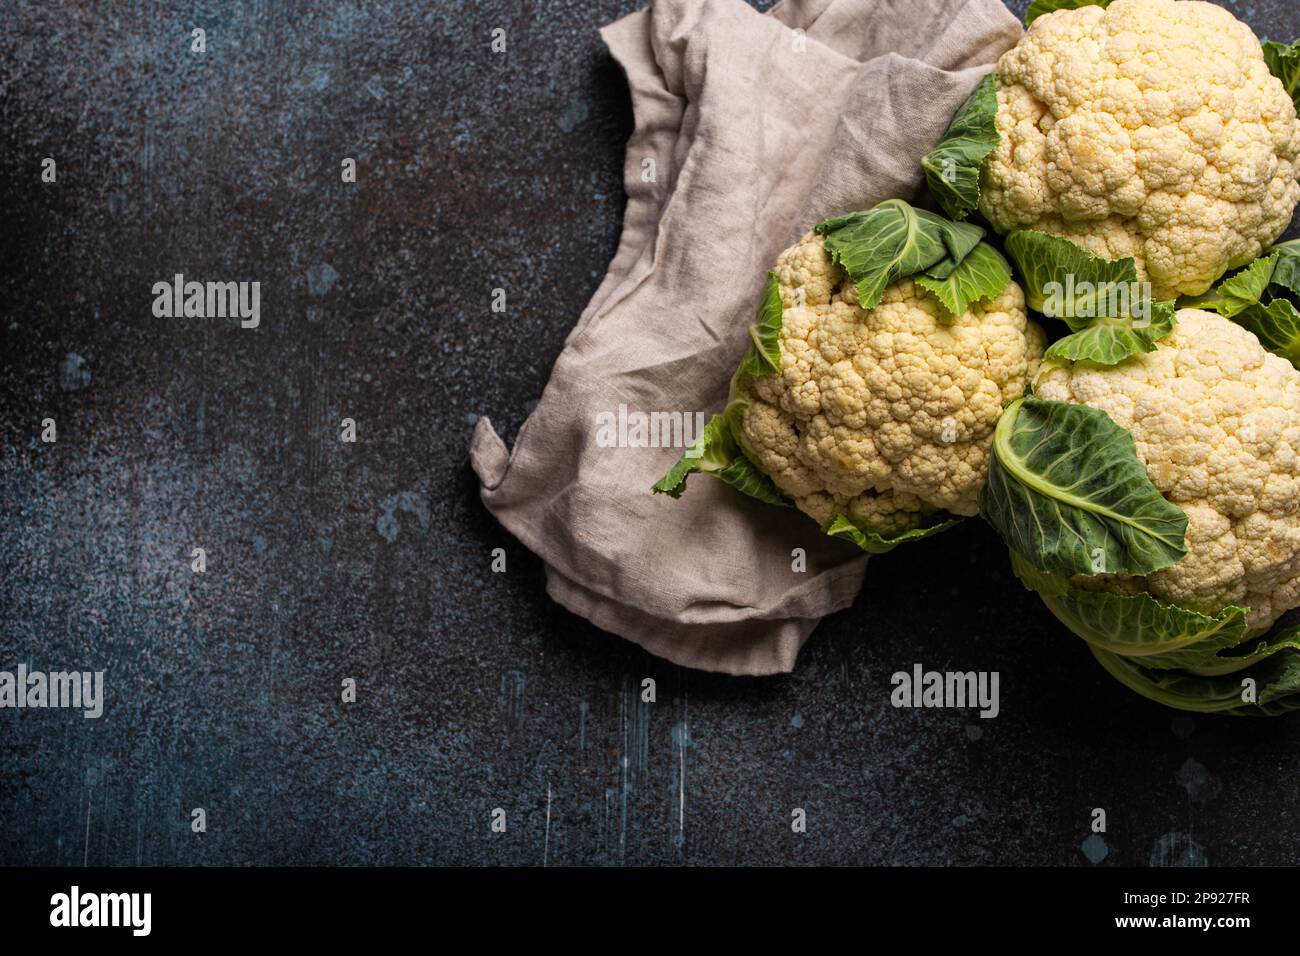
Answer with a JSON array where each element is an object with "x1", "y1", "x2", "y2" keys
[{"x1": 3, "y1": 0, "x2": 1300, "y2": 867}]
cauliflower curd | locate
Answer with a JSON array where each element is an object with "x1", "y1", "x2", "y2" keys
[
  {"x1": 982, "y1": 0, "x2": 1300, "y2": 299},
  {"x1": 736, "y1": 232, "x2": 1045, "y2": 533},
  {"x1": 1036, "y1": 309, "x2": 1300, "y2": 635}
]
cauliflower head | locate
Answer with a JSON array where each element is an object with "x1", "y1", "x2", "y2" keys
[
  {"x1": 736, "y1": 231, "x2": 1045, "y2": 533},
  {"x1": 1035, "y1": 309, "x2": 1300, "y2": 635},
  {"x1": 981, "y1": 0, "x2": 1300, "y2": 300}
]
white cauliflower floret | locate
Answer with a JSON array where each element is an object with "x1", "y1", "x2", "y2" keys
[
  {"x1": 981, "y1": 0, "x2": 1300, "y2": 299},
  {"x1": 1035, "y1": 309, "x2": 1300, "y2": 635},
  {"x1": 740, "y1": 232, "x2": 1045, "y2": 533}
]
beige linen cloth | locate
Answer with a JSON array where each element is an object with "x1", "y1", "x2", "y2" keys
[{"x1": 470, "y1": 0, "x2": 1021, "y2": 675}]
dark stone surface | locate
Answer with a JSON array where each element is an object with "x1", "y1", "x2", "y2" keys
[{"x1": 2, "y1": 0, "x2": 1299, "y2": 867}]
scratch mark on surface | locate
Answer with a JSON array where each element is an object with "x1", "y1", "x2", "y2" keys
[
  {"x1": 619, "y1": 753, "x2": 629, "y2": 865},
  {"x1": 1150, "y1": 831, "x2": 1207, "y2": 866},
  {"x1": 619, "y1": 675, "x2": 649, "y2": 781},
  {"x1": 578, "y1": 700, "x2": 588, "y2": 753},
  {"x1": 543, "y1": 780, "x2": 552, "y2": 866},
  {"x1": 83, "y1": 789, "x2": 92, "y2": 866},
  {"x1": 602, "y1": 788, "x2": 612, "y2": 862},
  {"x1": 672, "y1": 691, "x2": 690, "y2": 854},
  {"x1": 678, "y1": 744, "x2": 685, "y2": 836},
  {"x1": 499, "y1": 671, "x2": 526, "y2": 730},
  {"x1": 615, "y1": 675, "x2": 650, "y2": 865}
]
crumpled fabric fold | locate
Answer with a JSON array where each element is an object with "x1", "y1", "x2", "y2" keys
[{"x1": 470, "y1": 0, "x2": 1021, "y2": 674}]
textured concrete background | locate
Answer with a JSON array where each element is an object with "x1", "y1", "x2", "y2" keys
[{"x1": 3, "y1": 0, "x2": 1300, "y2": 867}]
